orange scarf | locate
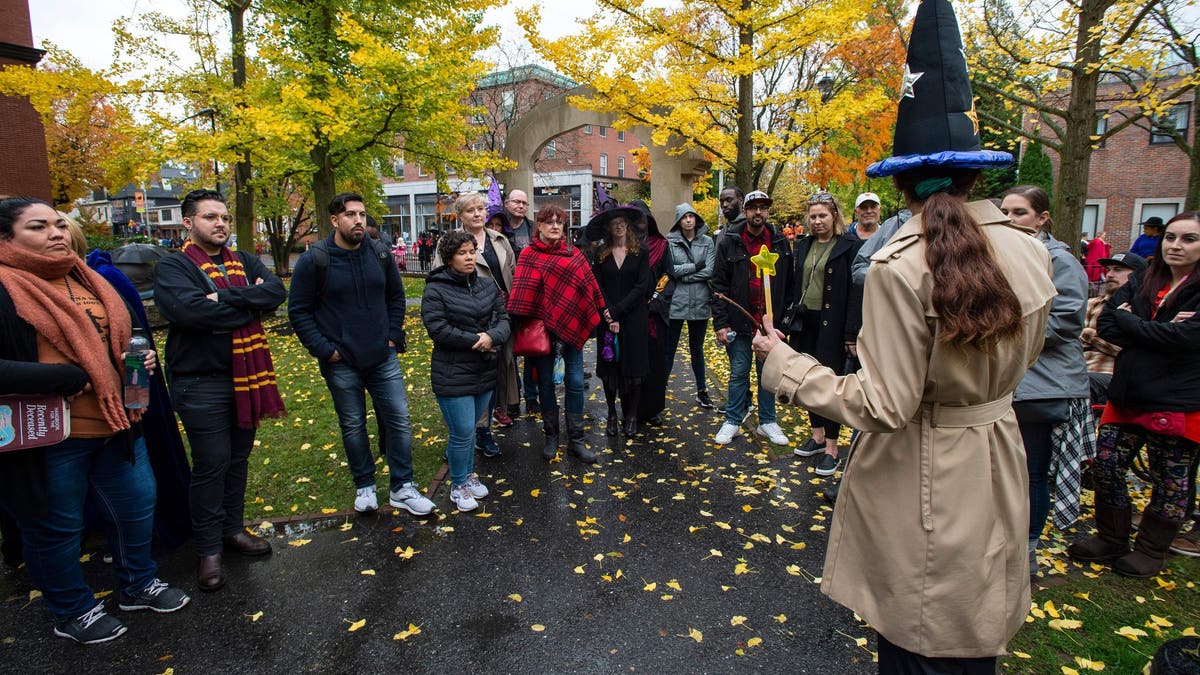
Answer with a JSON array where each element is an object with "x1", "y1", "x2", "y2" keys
[{"x1": 0, "y1": 241, "x2": 132, "y2": 433}]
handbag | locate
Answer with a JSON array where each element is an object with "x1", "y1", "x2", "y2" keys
[
  {"x1": 512, "y1": 318, "x2": 551, "y2": 357},
  {"x1": 600, "y1": 330, "x2": 620, "y2": 363}
]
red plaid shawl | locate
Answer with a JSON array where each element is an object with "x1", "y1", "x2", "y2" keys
[
  {"x1": 507, "y1": 237, "x2": 605, "y2": 350},
  {"x1": 182, "y1": 241, "x2": 285, "y2": 428}
]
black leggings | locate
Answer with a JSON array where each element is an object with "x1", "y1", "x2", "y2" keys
[
  {"x1": 666, "y1": 318, "x2": 708, "y2": 391},
  {"x1": 877, "y1": 634, "x2": 997, "y2": 674},
  {"x1": 788, "y1": 311, "x2": 842, "y2": 440}
]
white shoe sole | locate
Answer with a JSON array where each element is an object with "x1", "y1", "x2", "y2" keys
[
  {"x1": 389, "y1": 499, "x2": 433, "y2": 516},
  {"x1": 54, "y1": 624, "x2": 127, "y2": 644},
  {"x1": 118, "y1": 595, "x2": 190, "y2": 613},
  {"x1": 756, "y1": 429, "x2": 789, "y2": 445},
  {"x1": 815, "y1": 464, "x2": 841, "y2": 477}
]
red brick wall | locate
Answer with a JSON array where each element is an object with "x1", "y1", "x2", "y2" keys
[
  {"x1": 0, "y1": 0, "x2": 52, "y2": 201},
  {"x1": 1036, "y1": 83, "x2": 1193, "y2": 252}
]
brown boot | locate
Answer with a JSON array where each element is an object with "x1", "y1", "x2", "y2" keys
[
  {"x1": 1113, "y1": 510, "x2": 1184, "y2": 578},
  {"x1": 197, "y1": 553, "x2": 225, "y2": 592},
  {"x1": 1067, "y1": 501, "x2": 1131, "y2": 563},
  {"x1": 223, "y1": 530, "x2": 272, "y2": 556}
]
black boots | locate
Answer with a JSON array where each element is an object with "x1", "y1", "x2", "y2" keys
[
  {"x1": 565, "y1": 414, "x2": 596, "y2": 464},
  {"x1": 1068, "y1": 501, "x2": 1132, "y2": 563},
  {"x1": 1113, "y1": 509, "x2": 1184, "y2": 578},
  {"x1": 541, "y1": 419, "x2": 559, "y2": 461}
]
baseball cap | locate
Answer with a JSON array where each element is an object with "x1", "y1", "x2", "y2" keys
[
  {"x1": 854, "y1": 192, "x2": 881, "y2": 208},
  {"x1": 743, "y1": 190, "x2": 773, "y2": 208},
  {"x1": 1097, "y1": 251, "x2": 1148, "y2": 275}
]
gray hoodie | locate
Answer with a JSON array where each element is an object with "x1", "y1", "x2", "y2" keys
[
  {"x1": 1015, "y1": 231, "x2": 1090, "y2": 401},
  {"x1": 666, "y1": 204, "x2": 717, "y2": 321}
]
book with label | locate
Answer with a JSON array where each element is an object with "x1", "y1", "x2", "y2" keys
[{"x1": 0, "y1": 395, "x2": 71, "y2": 452}]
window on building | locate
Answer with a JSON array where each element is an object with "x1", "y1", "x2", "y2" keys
[
  {"x1": 617, "y1": 130, "x2": 625, "y2": 142},
  {"x1": 599, "y1": 153, "x2": 608, "y2": 175},
  {"x1": 617, "y1": 156, "x2": 625, "y2": 178},
  {"x1": 1094, "y1": 111, "x2": 1107, "y2": 149},
  {"x1": 1081, "y1": 204, "x2": 1101, "y2": 239},
  {"x1": 502, "y1": 90, "x2": 515, "y2": 118},
  {"x1": 583, "y1": 124, "x2": 592, "y2": 134},
  {"x1": 545, "y1": 140, "x2": 557, "y2": 159},
  {"x1": 1150, "y1": 103, "x2": 1189, "y2": 145},
  {"x1": 418, "y1": 164, "x2": 427, "y2": 177},
  {"x1": 1140, "y1": 202, "x2": 1180, "y2": 224},
  {"x1": 599, "y1": 126, "x2": 607, "y2": 138}
]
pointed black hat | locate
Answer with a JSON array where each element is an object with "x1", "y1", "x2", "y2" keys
[{"x1": 866, "y1": 0, "x2": 1013, "y2": 177}]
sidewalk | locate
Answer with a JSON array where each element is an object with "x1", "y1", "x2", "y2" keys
[{"x1": 0, "y1": 380, "x2": 874, "y2": 672}]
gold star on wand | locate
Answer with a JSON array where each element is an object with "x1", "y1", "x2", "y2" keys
[{"x1": 749, "y1": 247, "x2": 780, "y2": 318}]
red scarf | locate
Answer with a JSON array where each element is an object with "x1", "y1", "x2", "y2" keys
[
  {"x1": 182, "y1": 241, "x2": 285, "y2": 428},
  {"x1": 506, "y1": 237, "x2": 604, "y2": 350},
  {"x1": 0, "y1": 242, "x2": 132, "y2": 433}
]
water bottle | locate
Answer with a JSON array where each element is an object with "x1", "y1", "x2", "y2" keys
[
  {"x1": 124, "y1": 329, "x2": 151, "y2": 409},
  {"x1": 726, "y1": 330, "x2": 738, "y2": 342}
]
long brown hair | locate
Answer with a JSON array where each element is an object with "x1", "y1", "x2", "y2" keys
[
  {"x1": 1139, "y1": 211, "x2": 1200, "y2": 309},
  {"x1": 596, "y1": 215, "x2": 641, "y2": 262},
  {"x1": 894, "y1": 168, "x2": 1023, "y2": 348}
]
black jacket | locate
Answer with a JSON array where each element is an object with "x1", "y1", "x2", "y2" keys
[
  {"x1": 421, "y1": 265, "x2": 511, "y2": 397},
  {"x1": 289, "y1": 235, "x2": 406, "y2": 371},
  {"x1": 710, "y1": 221, "x2": 793, "y2": 334},
  {"x1": 154, "y1": 250, "x2": 285, "y2": 378},
  {"x1": 593, "y1": 248, "x2": 651, "y2": 378},
  {"x1": 787, "y1": 233, "x2": 864, "y2": 368},
  {"x1": 1098, "y1": 278, "x2": 1200, "y2": 411}
]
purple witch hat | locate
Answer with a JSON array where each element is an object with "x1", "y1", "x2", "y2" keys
[{"x1": 485, "y1": 175, "x2": 511, "y2": 234}]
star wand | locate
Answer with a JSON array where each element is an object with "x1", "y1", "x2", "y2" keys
[{"x1": 750, "y1": 245, "x2": 780, "y2": 319}]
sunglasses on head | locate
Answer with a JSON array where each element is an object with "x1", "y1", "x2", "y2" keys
[{"x1": 808, "y1": 192, "x2": 837, "y2": 207}]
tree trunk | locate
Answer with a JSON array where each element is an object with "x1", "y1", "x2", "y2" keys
[
  {"x1": 1051, "y1": 0, "x2": 1108, "y2": 255},
  {"x1": 229, "y1": 1, "x2": 255, "y2": 254},
  {"x1": 734, "y1": 2, "x2": 754, "y2": 193},
  {"x1": 311, "y1": 142, "x2": 336, "y2": 237}
]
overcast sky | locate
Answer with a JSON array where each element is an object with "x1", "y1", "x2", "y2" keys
[{"x1": 28, "y1": 0, "x2": 597, "y2": 72}]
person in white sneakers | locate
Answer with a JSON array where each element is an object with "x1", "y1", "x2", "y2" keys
[
  {"x1": 288, "y1": 193, "x2": 435, "y2": 517},
  {"x1": 710, "y1": 190, "x2": 792, "y2": 446}
]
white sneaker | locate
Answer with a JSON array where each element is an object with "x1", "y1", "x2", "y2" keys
[
  {"x1": 756, "y1": 422, "x2": 790, "y2": 445},
  {"x1": 714, "y1": 422, "x2": 740, "y2": 445},
  {"x1": 465, "y1": 474, "x2": 489, "y2": 499},
  {"x1": 449, "y1": 484, "x2": 479, "y2": 512},
  {"x1": 354, "y1": 486, "x2": 378, "y2": 513},
  {"x1": 389, "y1": 482, "x2": 435, "y2": 515}
]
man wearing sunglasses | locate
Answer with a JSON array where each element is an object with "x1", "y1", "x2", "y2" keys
[{"x1": 711, "y1": 190, "x2": 792, "y2": 446}]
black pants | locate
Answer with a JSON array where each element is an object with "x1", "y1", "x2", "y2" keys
[
  {"x1": 171, "y1": 375, "x2": 257, "y2": 556},
  {"x1": 789, "y1": 310, "x2": 842, "y2": 440},
  {"x1": 877, "y1": 634, "x2": 997, "y2": 674},
  {"x1": 666, "y1": 318, "x2": 708, "y2": 391}
]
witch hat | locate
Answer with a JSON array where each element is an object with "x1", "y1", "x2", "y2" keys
[
  {"x1": 485, "y1": 175, "x2": 510, "y2": 232},
  {"x1": 585, "y1": 182, "x2": 643, "y2": 243},
  {"x1": 866, "y1": 0, "x2": 1013, "y2": 177}
]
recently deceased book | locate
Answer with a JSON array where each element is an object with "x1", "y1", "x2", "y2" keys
[{"x1": 0, "y1": 395, "x2": 71, "y2": 451}]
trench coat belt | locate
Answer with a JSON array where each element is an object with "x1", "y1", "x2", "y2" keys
[{"x1": 910, "y1": 394, "x2": 1014, "y2": 531}]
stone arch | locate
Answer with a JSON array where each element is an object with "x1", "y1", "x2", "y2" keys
[{"x1": 498, "y1": 85, "x2": 711, "y2": 234}]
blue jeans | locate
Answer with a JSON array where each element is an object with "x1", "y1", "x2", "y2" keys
[
  {"x1": 725, "y1": 333, "x2": 775, "y2": 425},
  {"x1": 172, "y1": 375, "x2": 257, "y2": 556},
  {"x1": 321, "y1": 357, "x2": 413, "y2": 492},
  {"x1": 14, "y1": 435, "x2": 157, "y2": 620},
  {"x1": 532, "y1": 342, "x2": 584, "y2": 422},
  {"x1": 436, "y1": 392, "x2": 493, "y2": 487}
]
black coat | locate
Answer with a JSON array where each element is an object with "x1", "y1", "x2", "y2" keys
[
  {"x1": 710, "y1": 222, "x2": 793, "y2": 335},
  {"x1": 1098, "y1": 277, "x2": 1200, "y2": 412},
  {"x1": 421, "y1": 265, "x2": 511, "y2": 397},
  {"x1": 593, "y1": 248, "x2": 651, "y2": 379},
  {"x1": 786, "y1": 233, "x2": 864, "y2": 369}
]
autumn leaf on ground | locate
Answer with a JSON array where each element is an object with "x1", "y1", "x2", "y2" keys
[
  {"x1": 1049, "y1": 618, "x2": 1083, "y2": 630},
  {"x1": 247, "y1": 611, "x2": 263, "y2": 622},
  {"x1": 508, "y1": 593, "x2": 522, "y2": 602},
  {"x1": 746, "y1": 637, "x2": 763, "y2": 648},
  {"x1": 1073, "y1": 656, "x2": 1105, "y2": 671},
  {"x1": 677, "y1": 628, "x2": 703, "y2": 642},
  {"x1": 345, "y1": 618, "x2": 366, "y2": 632},
  {"x1": 1115, "y1": 625, "x2": 1148, "y2": 641},
  {"x1": 666, "y1": 579, "x2": 682, "y2": 591},
  {"x1": 395, "y1": 546, "x2": 419, "y2": 560},
  {"x1": 531, "y1": 624, "x2": 546, "y2": 632},
  {"x1": 361, "y1": 569, "x2": 375, "y2": 576},
  {"x1": 393, "y1": 623, "x2": 422, "y2": 641},
  {"x1": 730, "y1": 616, "x2": 749, "y2": 628},
  {"x1": 288, "y1": 538, "x2": 311, "y2": 547},
  {"x1": 774, "y1": 614, "x2": 787, "y2": 623}
]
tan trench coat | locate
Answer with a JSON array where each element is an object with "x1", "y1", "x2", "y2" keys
[{"x1": 762, "y1": 201, "x2": 1056, "y2": 658}]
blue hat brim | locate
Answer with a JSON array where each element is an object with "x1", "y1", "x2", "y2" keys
[{"x1": 866, "y1": 150, "x2": 1014, "y2": 178}]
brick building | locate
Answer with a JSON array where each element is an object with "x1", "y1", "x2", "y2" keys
[
  {"x1": 382, "y1": 65, "x2": 645, "y2": 242},
  {"x1": 1036, "y1": 76, "x2": 1194, "y2": 252},
  {"x1": 0, "y1": 0, "x2": 51, "y2": 200}
]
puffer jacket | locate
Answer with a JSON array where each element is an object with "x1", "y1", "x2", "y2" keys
[
  {"x1": 421, "y1": 265, "x2": 511, "y2": 397},
  {"x1": 667, "y1": 204, "x2": 716, "y2": 320},
  {"x1": 1015, "y1": 231, "x2": 1090, "y2": 401}
]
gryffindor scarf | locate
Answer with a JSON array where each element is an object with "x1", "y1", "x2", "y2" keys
[{"x1": 182, "y1": 241, "x2": 284, "y2": 428}]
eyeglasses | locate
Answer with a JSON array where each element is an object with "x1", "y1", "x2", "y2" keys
[{"x1": 508, "y1": 199, "x2": 528, "y2": 206}]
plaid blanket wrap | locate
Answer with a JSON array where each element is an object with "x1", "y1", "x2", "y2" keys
[
  {"x1": 507, "y1": 237, "x2": 604, "y2": 351},
  {"x1": 1048, "y1": 397, "x2": 1097, "y2": 530}
]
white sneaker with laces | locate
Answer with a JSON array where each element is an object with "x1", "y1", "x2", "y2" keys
[
  {"x1": 465, "y1": 474, "x2": 489, "y2": 499},
  {"x1": 450, "y1": 484, "x2": 479, "y2": 512},
  {"x1": 714, "y1": 422, "x2": 740, "y2": 445},
  {"x1": 389, "y1": 482, "x2": 435, "y2": 515},
  {"x1": 354, "y1": 486, "x2": 378, "y2": 513},
  {"x1": 756, "y1": 422, "x2": 790, "y2": 445}
]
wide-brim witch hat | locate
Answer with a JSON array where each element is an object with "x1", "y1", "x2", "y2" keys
[
  {"x1": 866, "y1": 0, "x2": 1013, "y2": 178},
  {"x1": 585, "y1": 182, "x2": 643, "y2": 243},
  {"x1": 485, "y1": 176, "x2": 511, "y2": 233}
]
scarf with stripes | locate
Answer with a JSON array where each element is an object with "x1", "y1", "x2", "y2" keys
[{"x1": 182, "y1": 241, "x2": 284, "y2": 428}]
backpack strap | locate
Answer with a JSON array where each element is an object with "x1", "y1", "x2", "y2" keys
[{"x1": 310, "y1": 237, "x2": 398, "y2": 301}]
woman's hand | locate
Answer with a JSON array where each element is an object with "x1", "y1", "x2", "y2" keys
[
  {"x1": 473, "y1": 333, "x2": 495, "y2": 351},
  {"x1": 608, "y1": 321, "x2": 620, "y2": 334},
  {"x1": 1117, "y1": 302, "x2": 1133, "y2": 312},
  {"x1": 751, "y1": 316, "x2": 785, "y2": 360},
  {"x1": 716, "y1": 327, "x2": 730, "y2": 346},
  {"x1": 845, "y1": 341, "x2": 858, "y2": 358},
  {"x1": 142, "y1": 350, "x2": 157, "y2": 377},
  {"x1": 66, "y1": 381, "x2": 93, "y2": 404},
  {"x1": 1173, "y1": 311, "x2": 1195, "y2": 323}
]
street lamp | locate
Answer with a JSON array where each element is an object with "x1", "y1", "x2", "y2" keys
[{"x1": 816, "y1": 75, "x2": 835, "y2": 103}]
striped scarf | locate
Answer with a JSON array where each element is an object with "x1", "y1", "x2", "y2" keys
[{"x1": 182, "y1": 241, "x2": 285, "y2": 428}]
